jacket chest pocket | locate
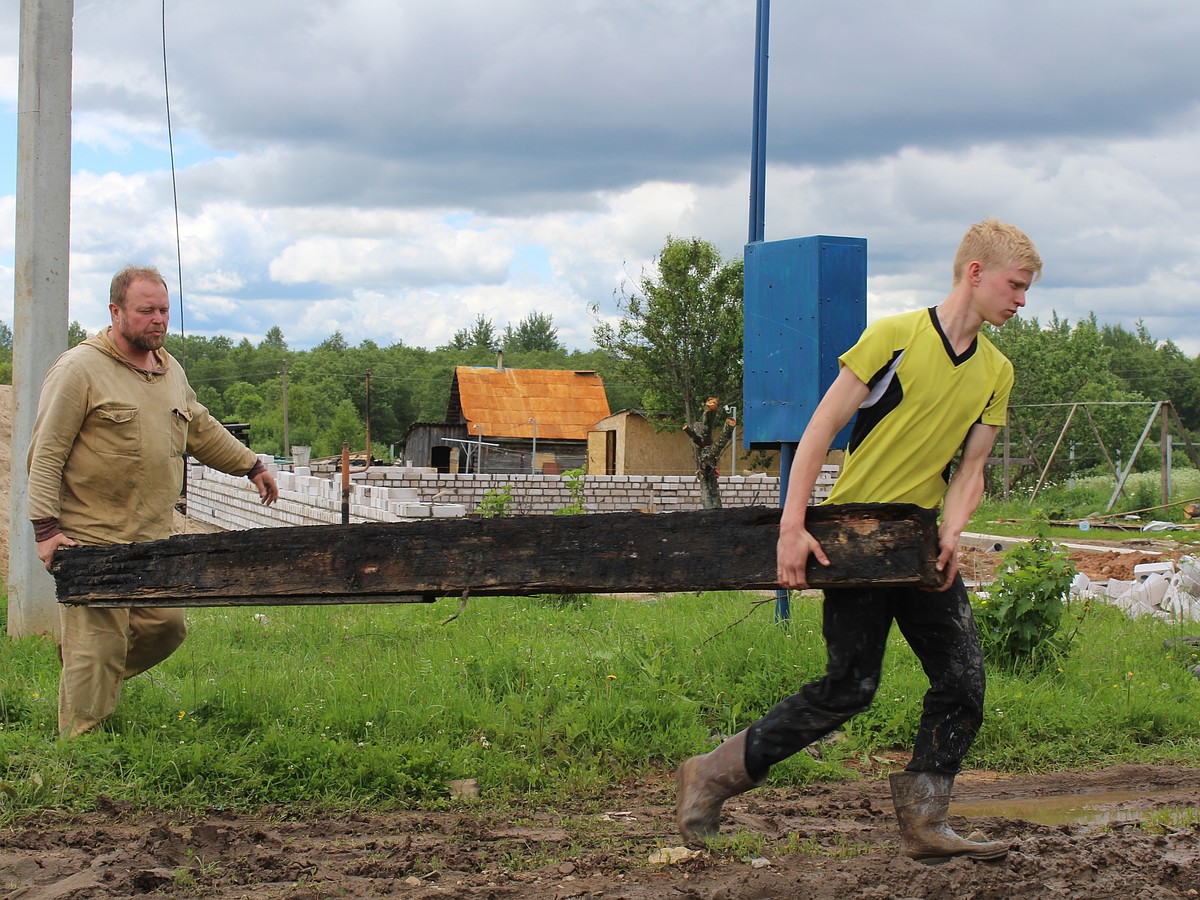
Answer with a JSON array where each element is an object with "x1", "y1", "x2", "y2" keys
[
  {"x1": 170, "y1": 406, "x2": 193, "y2": 456},
  {"x1": 87, "y1": 405, "x2": 141, "y2": 458}
]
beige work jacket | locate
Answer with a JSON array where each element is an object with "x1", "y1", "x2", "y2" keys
[{"x1": 27, "y1": 328, "x2": 261, "y2": 545}]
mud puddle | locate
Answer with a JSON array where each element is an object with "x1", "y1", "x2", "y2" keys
[{"x1": 953, "y1": 787, "x2": 1200, "y2": 826}]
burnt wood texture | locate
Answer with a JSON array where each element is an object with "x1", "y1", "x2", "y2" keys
[{"x1": 52, "y1": 503, "x2": 942, "y2": 608}]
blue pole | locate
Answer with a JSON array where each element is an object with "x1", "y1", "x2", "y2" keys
[
  {"x1": 748, "y1": 0, "x2": 789, "y2": 622},
  {"x1": 748, "y1": 0, "x2": 769, "y2": 245},
  {"x1": 775, "y1": 441, "x2": 794, "y2": 622}
]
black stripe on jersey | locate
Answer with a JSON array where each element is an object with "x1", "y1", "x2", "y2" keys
[{"x1": 848, "y1": 349, "x2": 904, "y2": 454}]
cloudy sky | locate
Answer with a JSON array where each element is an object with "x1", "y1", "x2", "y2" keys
[{"x1": 2, "y1": 0, "x2": 1199, "y2": 354}]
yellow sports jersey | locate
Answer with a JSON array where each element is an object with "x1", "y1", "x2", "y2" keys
[{"x1": 825, "y1": 307, "x2": 1013, "y2": 509}]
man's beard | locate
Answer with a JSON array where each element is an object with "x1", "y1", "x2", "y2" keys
[{"x1": 124, "y1": 328, "x2": 164, "y2": 352}]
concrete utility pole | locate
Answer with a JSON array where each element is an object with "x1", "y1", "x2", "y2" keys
[{"x1": 8, "y1": 0, "x2": 74, "y2": 637}]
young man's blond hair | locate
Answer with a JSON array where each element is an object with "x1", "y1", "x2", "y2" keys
[{"x1": 952, "y1": 216, "x2": 1042, "y2": 285}]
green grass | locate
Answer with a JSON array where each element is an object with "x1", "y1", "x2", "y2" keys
[
  {"x1": 978, "y1": 467, "x2": 1200, "y2": 542},
  {"x1": 3, "y1": 575, "x2": 1200, "y2": 820}
]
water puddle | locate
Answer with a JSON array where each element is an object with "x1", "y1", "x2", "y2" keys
[{"x1": 952, "y1": 789, "x2": 1199, "y2": 826}]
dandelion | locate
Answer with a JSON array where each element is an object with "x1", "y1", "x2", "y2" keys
[
  {"x1": 606, "y1": 674, "x2": 617, "y2": 681},
  {"x1": 31, "y1": 692, "x2": 39, "y2": 700},
  {"x1": 177, "y1": 710, "x2": 186, "y2": 720},
  {"x1": 365, "y1": 721, "x2": 373, "y2": 728}
]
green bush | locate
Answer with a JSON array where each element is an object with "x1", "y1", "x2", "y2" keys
[
  {"x1": 974, "y1": 525, "x2": 1080, "y2": 671},
  {"x1": 476, "y1": 484, "x2": 515, "y2": 518}
]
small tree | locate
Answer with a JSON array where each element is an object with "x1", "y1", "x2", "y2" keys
[
  {"x1": 592, "y1": 236, "x2": 743, "y2": 432},
  {"x1": 684, "y1": 398, "x2": 734, "y2": 509},
  {"x1": 450, "y1": 315, "x2": 499, "y2": 352},
  {"x1": 503, "y1": 311, "x2": 563, "y2": 353},
  {"x1": 0, "y1": 320, "x2": 11, "y2": 383}
]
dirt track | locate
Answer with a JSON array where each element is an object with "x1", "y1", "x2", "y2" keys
[
  {"x1": 4, "y1": 384, "x2": 1200, "y2": 897},
  {"x1": 3, "y1": 765, "x2": 1199, "y2": 898}
]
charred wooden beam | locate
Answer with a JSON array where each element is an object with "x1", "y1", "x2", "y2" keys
[{"x1": 52, "y1": 503, "x2": 941, "y2": 608}]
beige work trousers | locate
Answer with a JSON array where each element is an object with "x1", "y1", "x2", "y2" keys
[{"x1": 57, "y1": 604, "x2": 187, "y2": 738}]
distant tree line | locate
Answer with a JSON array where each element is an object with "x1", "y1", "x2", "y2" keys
[{"x1": 984, "y1": 313, "x2": 1200, "y2": 487}]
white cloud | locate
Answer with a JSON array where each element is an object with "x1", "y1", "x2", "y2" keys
[{"x1": 2, "y1": 0, "x2": 1200, "y2": 364}]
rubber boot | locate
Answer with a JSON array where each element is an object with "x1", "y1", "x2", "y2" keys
[
  {"x1": 675, "y1": 730, "x2": 763, "y2": 848},
  {"x1": 889, "y1": 771, "x2": 1010, "y2": 862}
]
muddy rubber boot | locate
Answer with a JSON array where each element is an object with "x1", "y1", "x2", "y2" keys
[
  {"x1": 889, "y1": 771, "x2": 1010, "y2": 862},
  {"x1": 675, "y1": 730, "x2": 763, "y2": 848}
]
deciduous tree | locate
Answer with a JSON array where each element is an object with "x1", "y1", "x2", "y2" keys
[{"x1": 592, "y1": 236, "x2": 743, "y2": 430}]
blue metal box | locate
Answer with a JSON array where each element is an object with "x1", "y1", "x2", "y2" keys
[{"x1": 743, "y1": 235, "x2": 867, "y2": 448}]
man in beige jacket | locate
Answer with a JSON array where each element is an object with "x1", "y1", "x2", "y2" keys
[{"x1": 28, "y1": 265, "x2": 279, "y2": 738}]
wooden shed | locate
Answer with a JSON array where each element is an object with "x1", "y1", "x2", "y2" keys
[{"x1": 587, "y1": 409, "x2": 781, "y2": 477}]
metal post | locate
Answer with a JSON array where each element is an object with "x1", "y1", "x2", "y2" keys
[
  {"x1": 341, "y1": 441, "x2": 351, "y2": 525},
  {"x1": 748, "y1": 0, "x2": 770, "y2": 245},
  {"x1": 749, "y1": 0, "x2": 784, "y2": 621},
  {"x1": 474, "y1": 423, "x2": 483, "y2": 474},
  {"x1": 1161, "y1": 403, "x2": 1170, "y2": 507},
  {"x1": 726, "y1": 405, "x2": 738, "y2": 475},
  {"x1": 529, "y1": 418, "x2": 538, "y2": 474},
  {"x1": 281, "y1": 360, "x2": 289, "y2": 459},
  {"x1": 364, "y1": 369, "x2": 372, "y2": 463},
  {"x1": 775, "y1": 441, "x2": 794, "y2": 623}
]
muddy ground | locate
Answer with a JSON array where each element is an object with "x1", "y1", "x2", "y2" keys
[
  {"x1": 3, "y1": 765, "x2": 1199, "y2": 899},
  {"x1": 4, "y1": 384, "x2": 1200, "y2": 897}
]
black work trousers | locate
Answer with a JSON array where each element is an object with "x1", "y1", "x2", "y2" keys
[{"x1": 744, "y1": 575, "x2": 985, "y2": 781}]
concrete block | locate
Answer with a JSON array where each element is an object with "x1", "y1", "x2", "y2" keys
[
  {"x1": 393, "y1": 502, "x2": 432, "y2": 518},
  {"x1": 1134, "y1": 562, "x2": 1175, "y2": 582}
]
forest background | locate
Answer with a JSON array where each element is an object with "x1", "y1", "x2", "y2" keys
[{"x1": 1, "y1": 236, "x2": 1198, "y2": 499}]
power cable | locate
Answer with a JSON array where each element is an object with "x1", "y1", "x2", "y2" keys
[{"x1": 161, "y1": 0, "x2": 186, "y2": 364}]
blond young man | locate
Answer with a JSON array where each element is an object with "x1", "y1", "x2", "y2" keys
[
  {"x1": 677, "y1": 218, "x2": 1042, "y2": 861},
  {"x1": 28, "y1": 265, "x2": 279, "y2": 737}
]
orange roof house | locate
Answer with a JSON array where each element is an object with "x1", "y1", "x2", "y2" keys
[
  {"x1": 447, "y1": 365, "x2": 611, "y2": 440},
  {"x1": 399, "y1": 362, "x2": 612, "y2": 474}
]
